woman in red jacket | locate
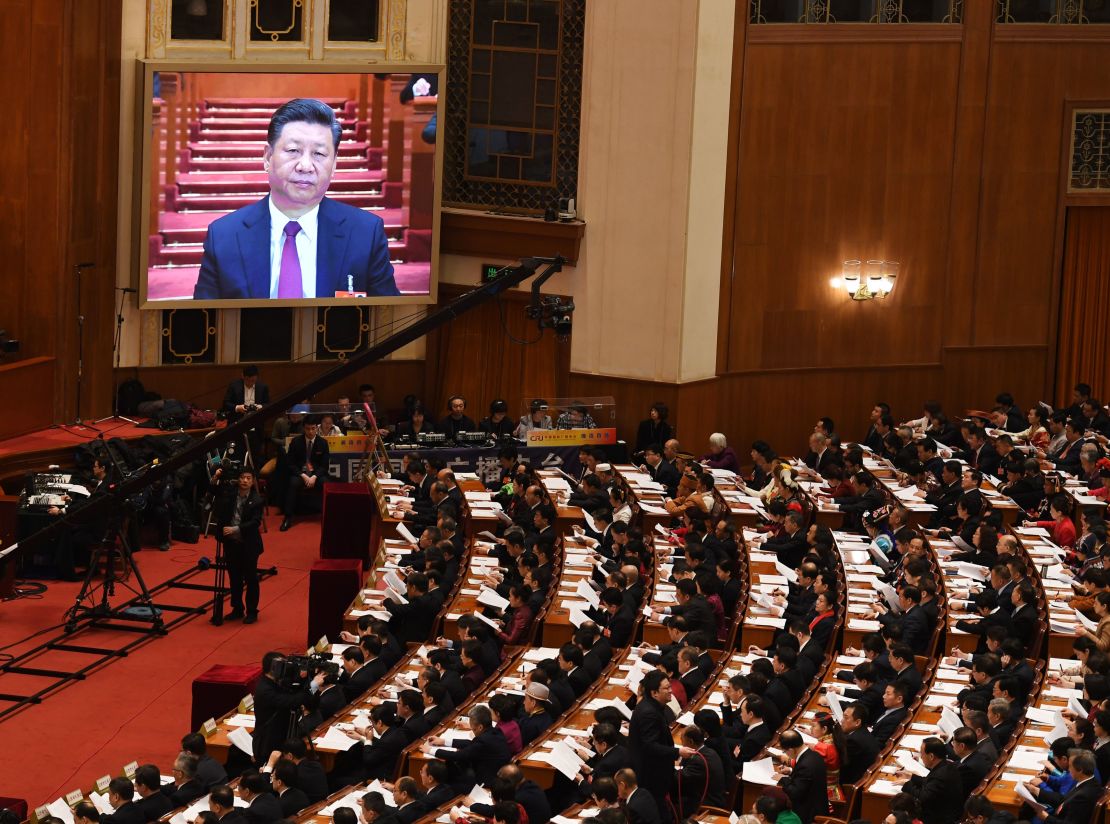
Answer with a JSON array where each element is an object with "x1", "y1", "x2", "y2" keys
[{"x1": 1028, "y1": 492, "x2": 1077, "y2": 549}]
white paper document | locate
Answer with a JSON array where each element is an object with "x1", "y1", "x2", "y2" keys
[
  {"x1": 226, "y1": 725, "x2": 254, "y2": 755},
  {"x1": 742, "y1": 757, "x2": 780, "y2": 786}
]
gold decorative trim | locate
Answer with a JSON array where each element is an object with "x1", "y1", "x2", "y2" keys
[
  {"x1": 250, "y1": 0, "x2": 304, "y2": 41},
  {"x1": 149, "y1": 0, "x2": 169, "y2": 55},
  {"x1": 163, "y1": 310, "x2": 216, "y2": 363},
  {"x1": 388, "y1": 0, "x2": 407, "y2": 60}
]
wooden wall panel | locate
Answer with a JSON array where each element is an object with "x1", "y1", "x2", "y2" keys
[
  {"x1": 573, "y1": 345, "x2": 1048, "y2": 467},
  {"x1": 0, "y1": 358, "x2": 57, "y2": 440},
  {"x1": 0, "y1": 0, "x2": 121, "y2": 424},
  {"x1": 724, "y1": 39, "x2": 961, "y2": 373},
  {"x1": 974, "y1": 41, "x2": 1110, "y2": 354},
  {"x1": 424, "y1": 286, "x2": 572, "y2": 420}
]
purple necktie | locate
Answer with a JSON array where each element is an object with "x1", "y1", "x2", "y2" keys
[{"x1": 277, "y1": 220, "x2": 303, "y2": 298}]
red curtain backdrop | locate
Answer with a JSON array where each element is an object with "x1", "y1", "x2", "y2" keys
[{"x1": 1056, "y1": 207, "x2": 1110, "y2": 407}]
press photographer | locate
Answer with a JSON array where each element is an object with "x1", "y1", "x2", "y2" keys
[
  {"x1": 212, "y1": 464, "x2": 264, "y2": 624},
  {"x1": 253, "y1": 651, "x2": 329, "y2": 765}
]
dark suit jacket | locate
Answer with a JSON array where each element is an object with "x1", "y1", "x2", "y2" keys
[
  {"x1": 278, "y1": 787, "x2": 310, "y2": 818},
  {"x1": 955, "y1": 609, "x2": 1013, "y2": 654},
  {"x1": 286, "y1": 434, "x2": 331, "y2": 479},
  {"x1": 519, "y1": 710, "x2": 554, "y2": 745},
  {"x1": 904, "y1": 760, "x2": 964, "y2": 824},
  {"x1": 436, "y1": 726, "x2": 512, "y2": 787},
  {"x1": 1009, "y1": 604, "x2": 1037, "y2": 648},
  {"x1": 764, "y1": 678, "x2": 795, "y2": 720},
  {"x1": 970, "y1": 443, "x2": 1002, "y2": 478},
  {"x1": 894, "y1": 663, "x2": 924, "y2": 700},
  {"x1": 194, "y1": 196, "x2": 399, "y2": 299},
  {"x1": 650, "y1": 460, "x2": 682, "y2": 497},
  {"x1": 842, "y1": 728, "x2": 880, "y2": 785},
  {"x1": 222, "y1": 379, "x2": 271, "y2": 421},
  {"x1": 871, "y1": 706, "x2": 908, "y2": 745},
  {"x1": 1046, "y1": 777, "x2": 1103, "y2": 824},
  {"x1": 674, "y1": 744, "x2": 727, "y2": 813},
  {"x1": 565, "y1": 666, "x2": 592, "y2": 697},
  {"x1": 137, "y1": 793, "x2": 173, "y2": 824},
  {"x1": 419, "y1": 784, "x2": 458, "y2": 813},
  {"x1": 244, "y1": 792, "x2": 284, "y2": 824},
  {"x1": 671, "y1": 595, "x2": 716, "y2": 637},
  {"x1": 164, "y1": 779, "x2": 206, "y2": 808},
  {"x1": 624, "y1": 788, "x2": 662, "y2": 824},
  {"x1": 767, "y1": 530, "x2": 808, "y2": 568},
  {"x1": 781, "y1": 748, "x2": 828, "y2": 824},
  {"x1": 899, "y1": 605, "x2": 931, "y2": 654},
  {"x1": 296, "y1": 758, "x2": 330, "y2": 802},
  {"x1": 739, "y1": 722, "x2": 773, "y2": 762},
  {"x1": 363, "y1": 725, "x2": 411, "y2": 780},
  {"x1": 386, "y1": 592, "x2": 438, "y2": 643},
  {"x1": 956, "y1": 749, "x2": 994, "y2": 797},
  {"x1": 253, "y1": 676, "x2": 311, "y2": 765},
  {"x1": 221, "y1": 489, "x2": 265, "y2": 555},
  {"x1": 629, "y1": 697, "x2": 679, "y2": 795},
  {"x1": 102, "y1": 802, "x2": 147, "y2": 824},
  {"x1": 342, "y1": 658, "x2": 387, "y2": 703},
  {"x1": 606, "y1": 605, "x2": 635, "y2": 647}
]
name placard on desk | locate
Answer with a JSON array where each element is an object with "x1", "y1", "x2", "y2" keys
[{"x1": 527, "y1": 428, "x2": 616, "y2": 447}]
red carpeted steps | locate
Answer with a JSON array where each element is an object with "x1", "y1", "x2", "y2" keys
[{"x1": 148, "y1": 95, "x2": 429, "y2": 298}]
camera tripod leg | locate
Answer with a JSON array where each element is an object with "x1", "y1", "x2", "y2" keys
[
  {"x1": 63, "y1": 547, "x2": 108, "y2": 633},
  {"x1": 211, "y1": 538, "x2": 227, "y2": 626},
  {"x1": 115, "y1": 528, "x2": 165, "y2": 633}
]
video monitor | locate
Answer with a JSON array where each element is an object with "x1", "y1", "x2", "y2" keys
[{"x1": 137, "y1": 62, "x2": 443, "y2": 309}]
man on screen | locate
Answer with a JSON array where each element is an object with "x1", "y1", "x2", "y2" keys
[{"x1": 192, "y1": 98, "x2": 400, "y2": 300}]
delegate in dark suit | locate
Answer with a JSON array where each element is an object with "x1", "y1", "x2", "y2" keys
[
  {"x1": 193, "y1": 196, "x2": 400, "y2": 299},
  {"x1": 278, "y1": 788, "x2": 310, "y2": 818},
  {"x1": 1043, "y1": 776, "x2": 1103, "y2": 824},
  {"x1": 137, "y1": 793, "x2": 173, "y2": 824},
  {"x1": 624, "y1": 788, "x2": 662, "y2": 824},
  {"x1": 629, "y1": 695, "x2": 679, "y2": 819},
  {"x1": 673, "y1": 745, "x2": 727, "y2": 813},
  {"x1": 283, "y1": 432, "x2": 331, "y2": 521},
  {"x1": 842, "y1": 728, "x2": 880, "y2": 785},
  {"x1": 244, "y1": 792, "x2": 284, "y2": 824},
  {"x1": 903, "y1": 759, "x2": 964, "y2": 824},
  {"x1": 101, "y1": 802, "x2": 146, "y2": 824},
  {"x1": 780, "y1": 748, "x2": 828, "y2": 824}
]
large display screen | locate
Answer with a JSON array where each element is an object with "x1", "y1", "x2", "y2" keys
[{"x1": 137, "y1": 63, "x2": 443, "y2": 308}]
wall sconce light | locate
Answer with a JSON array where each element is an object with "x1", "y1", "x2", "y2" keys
[{"x1": 828, "y1": 259, "x2": 898, "y2": 301}]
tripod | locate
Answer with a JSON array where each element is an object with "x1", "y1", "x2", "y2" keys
[
  {"x1": 62, "y1": 510, "x2": 164, "y2": 634},
  {"x1": 95, "y1": 287, "x2": 139, "y2": 425}
]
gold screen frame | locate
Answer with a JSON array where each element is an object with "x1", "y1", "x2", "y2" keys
[{"x1": 134, "y1": 59, "x2": 445, "y2": 310}]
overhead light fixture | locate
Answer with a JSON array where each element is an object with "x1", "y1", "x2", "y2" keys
[
  {"x1": 829, "y1": 258, "x2": 898, "y2": 301},
  {"x1": 186, "y1": 0, "x2": 208, "y2": 17}
]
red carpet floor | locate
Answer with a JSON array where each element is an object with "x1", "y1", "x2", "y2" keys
[{"x1": 0, "y1": 512, "x2": 321, "y2": 806}]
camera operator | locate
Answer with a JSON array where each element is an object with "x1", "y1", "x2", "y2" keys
[
  {"x1": 215, "y1": 466, "x2": 264, "y2": 623},
  {"x1": 254, "y1": 651, "x2": 325, "y2": 766}
]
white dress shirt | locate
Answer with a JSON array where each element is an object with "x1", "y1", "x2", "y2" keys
[{"x1": 268, "y1": 197, "x2": 320, "y2": 299}]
